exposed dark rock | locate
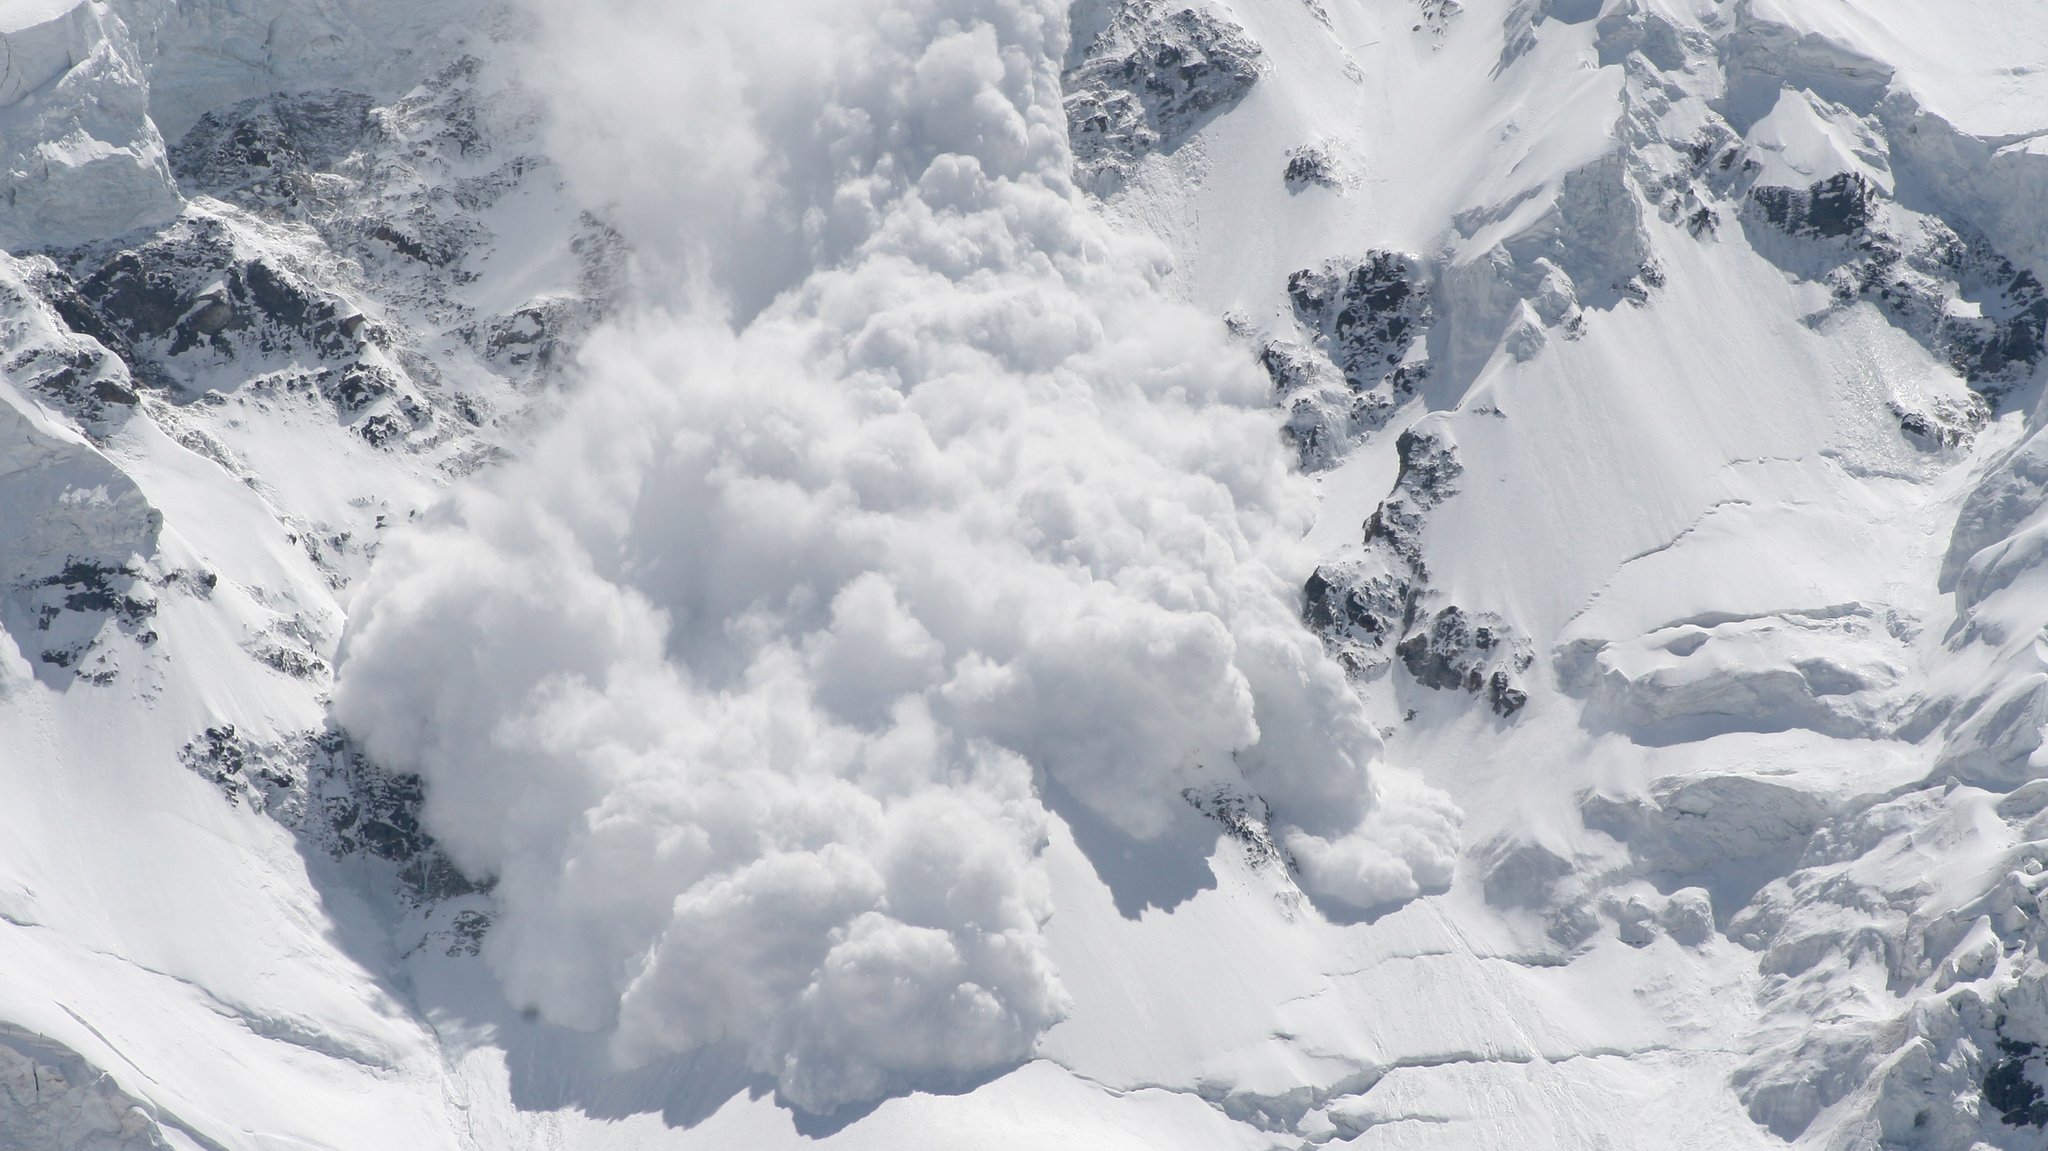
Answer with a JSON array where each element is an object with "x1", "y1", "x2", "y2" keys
[
  {"x1": 1267, "y1": 253, "x2": 1434, "y2": 469},
  {"x1": 1182, "y1": 786, "x2": 1292, "y2": 870},
  {"x1": 370, "y1": 223, "x2": 460, "y2": 268},
  {"x1": 58, "y1": 217, "x2": 364, "y2": 389},
  {"x1": 356, "y1": 411, "x2": 407, "y2": 447},
  {"x1": 181, "y1": 724, "x2": 298, "y2": 804},
  {"x1": 1396, "y1": 606, "x2": 1535, "y2": 716},
  {"x1": 172, "y1": 90, "x2": 375, "y2": 212},
  {"x1": 36, "y1": 213, "x2": 470, "y2": 452},
  {"x1": 1985, "y1": 1033, "x2": 2048, "y2": 1127},
  {"x1": 0, "y1": 326, "x2": 136, "y2": 427},
  {"x1": 1489, "y1": 670, "x2": 1531, "y2": 716},
  {"x1": 443, "y1": 909, "x2": 491, "y2": 958},
  {"x1": 1302, "y1": 427, "x2": 1454, "y2": 677},
  {"x1": 100, "y1": 55, "x2": 618, "y2": 472},
  {"x1": 1892, "y1": 395, "x2": 1989, "y2": 451},
  {"x1": 1832, "y1": 226, "x2": 2048, "y2": 404},
  {"x1": 1413, "y1": 0, "x2": 1462, "y2": 40},
  {"x1": 1746, "y1": 172, "x2": 2046, "y2": 404},
  {"x1": 1064, "y1": 2, "x2": 1262, "y2": 191},
  {"x1": 456, "y1": 297, "x2": 603, "y2": 378},
  {"x1": 15, "y1": 559, "x2": 158, "y2": 683},
  {"x1": 38, "y1": 560, "x2": 153, "y2": 621},
  {"x1": 1298, "y1": 423, "x2": 1534, "y2": 709},
  {"x1": 1288, "y1": 253, "x2": 1434, "y2": 393},
  {"x1": 328, "y1": 362, "x2": 398, "y2": 413},
  {"x1": 254, "y1": 644, "x2": 329, "y2": 680},
  {"x1": 1302, "y1": 561, "x2": 1411, "y2": 680},
  {"x1": 1365, "y1": 426, "x2": 1461, "y2": 566},
  {"x1": 1749, "y1": 172, "x2": 1879, "y2": 240},
  {"x1": 180, "y1": 724, "x2": 487, "y2": 906},
  {"x1": 1283, "y1": 144, "x2": 1342, "y2": 192},
  {"x1": 1261, "y1": 339, "x2": 1381, "y2": 471},
  {"x1": 79, "y1": 248, "x2": 191, "y2": 344},
  {"x1": 1941, "y1": 254, "x2": 2048, "y2": 397}
]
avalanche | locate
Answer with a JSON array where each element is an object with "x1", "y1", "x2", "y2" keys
[{"x1": 5, "y1": 0, "x2": 2048, "y2": 1148}]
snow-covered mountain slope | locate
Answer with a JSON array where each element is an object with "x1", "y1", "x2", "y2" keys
[{"x1": 8, "y1": 0, "x2": 2048, "y2": 1147}]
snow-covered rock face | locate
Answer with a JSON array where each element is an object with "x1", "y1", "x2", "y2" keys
[
  {"x1": 13, "y1": 0, "x2": 2048, "y2": 1147},
  {"x1": 0, "y1": 377, "x2": 159, "y2": 686},
  {"x1": 1063, "y1": 1, "x2": 1264, "y2": 193},
  {"x1": 1266, "y1": 251, "x2": 1435, "y2": 469}
]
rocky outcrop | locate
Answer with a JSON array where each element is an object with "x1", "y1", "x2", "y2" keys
[
  {"x1": 50, "y1": 217, "x2": 398, "y2": 420},
  {"x1": 0, "y1": 256, "x2": 142, "y2": 432},
  {"x1": 1398, "y1": 607, "x2": 1533, "y2": 717},
  {"x1": 7, "y1": 64, "x2": 590, "y2": 463},
  {"x1": 180, "y1": 723, "x2": 489, "y2": 955},
  {"x1": 0, "y1": 391, "x2": 161, "y2": 687},
  {"x1": 1282, "y1": 143, "x2": 1345, "y2": 193},
  {"x1": 1303, "y1": 422, "x2": 1533, "y2": 714},
  {"x1": 1182, "y1": 785, "x2": 1292, "y2": 870},
  {"x1": 0, "y1": 32, "x2": 571, "y2": 982},
  {"x1": 1302, "y1": 426, "x2": 1459, "y2": 678},
  {"x1": 1747, "y1": 171, "x2": 1880, "y2": 240},
  {"x1": 1269, "y1": 252, "x2": 1435, "y2": 470},
  {"x1": 1743, "y1": 171, "x2": 2048, "y2": 406},
  {"x1": 170, "y1": 89, "x2": 377, "y2": 209},
  {"x1": 1064, "y1": 2, "x2": 1262, "y2": 193}
]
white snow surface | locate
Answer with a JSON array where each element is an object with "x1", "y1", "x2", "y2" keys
[{"x1": 5, "y1": 0, "x2": 2048, "y2": 1148}]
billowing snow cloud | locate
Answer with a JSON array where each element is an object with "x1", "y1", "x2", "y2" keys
[{"x1": 332, "y1": 0, "x2": 1459, "y2": 1113}]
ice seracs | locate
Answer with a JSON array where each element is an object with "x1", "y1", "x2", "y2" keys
[{"x1": 0, "y1": 2, "x2": 179, "y2": 250}]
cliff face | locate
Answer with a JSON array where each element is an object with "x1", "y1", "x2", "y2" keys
[{"x1": 6, "y1": 1, "x2": 2048, "y2": 1147}]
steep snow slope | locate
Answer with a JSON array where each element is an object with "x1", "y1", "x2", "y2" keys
[
  {"x1": 6, "y1": 0, "x2": 2048, "y2": 1148},
  {"x1": 1116, "y1": 0, "x2": 2048, "y2": 1144}
]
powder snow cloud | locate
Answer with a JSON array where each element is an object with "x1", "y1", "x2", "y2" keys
[{"x1": 331, "y1": 0, "x2": 1460, "y2": 1113}]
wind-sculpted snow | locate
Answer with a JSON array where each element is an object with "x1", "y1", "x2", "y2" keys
[{"x1": 332, "y1": 0, "x2": 1459, "y2": 1113}]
